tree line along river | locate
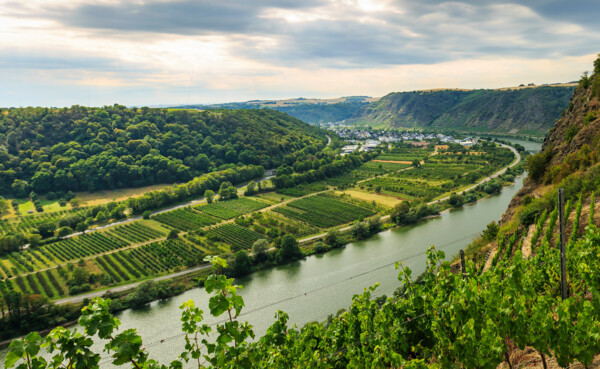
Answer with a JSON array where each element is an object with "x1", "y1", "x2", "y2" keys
[{"x1": 0, "y1": 139, "x2": 541, "y2": 367}]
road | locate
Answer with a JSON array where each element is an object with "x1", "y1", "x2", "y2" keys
[{"x1": 54, "y1": 263, "x2": 213, "y2": 305}]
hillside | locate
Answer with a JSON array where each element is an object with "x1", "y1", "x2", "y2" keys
[
  {"x1": 352, "y1": 85, "x2": 575, "y2": 135},
  {"x1": 174, "y1": 96, "x2": 376, "y2": 125},
  {"x1": 0, "y1": 106, "x2": 328, "y2": 196}
]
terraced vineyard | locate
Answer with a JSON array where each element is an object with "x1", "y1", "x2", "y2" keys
[
  {"x1": 42, "y1": 233, "x2": 128, "y2": 263},
  {"x1": 7, "y1": 269, "x2": 65, "y2": 298},
  {"x1": 0, "y1": 233, "x2": 130, "y2": 277},
  {"x1": 274, "y1": 194, "x2": 375, "y2": 228},
  {"x1": 107, "y1": 222, "x2": 166, "y2": 244},
  {"x1": 376, "y1": 146, "x2": 433, "y2": 162},
  {"x1": 0, "y1": 208, "x2": 88, "y2": 236},
  {"x1": 196, "y1": 198, "x2": 268, "y2": 220},
  {"x1": 206, "y1": 224, "x2": 267, "y2": 250},
  {"x1": 152, "y1": 208, "x2": 220, "y2": 231}
]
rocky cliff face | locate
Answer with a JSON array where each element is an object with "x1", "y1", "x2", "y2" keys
[{"x1": 499, "y1": 63, "x2": 600, "y2": 225}]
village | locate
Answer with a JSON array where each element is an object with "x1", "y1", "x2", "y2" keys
[{"x1": 331, "y1": 128, "x2": 477, "y2": 155}]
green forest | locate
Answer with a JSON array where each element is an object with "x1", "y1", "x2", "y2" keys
[{"x1": 0, "y1": 106, "x2": 327, "y2": 196}]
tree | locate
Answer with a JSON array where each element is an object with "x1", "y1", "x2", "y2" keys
[
  {"x1": 70, "y1": 198, "x2": 82, "y2": 208},
  {"x1": 204, "y1": 189, "x2": 215, "y2": 204},
  {"x1": 244, "y1": 181, "x2": 257, "y2": 196},
  {"x1": 351, "y1": 222, "x2": 370, "y2": 240},
  {"x1": 56, "y1": 226, "x2": 73, "y2": 238},
  {"x1": 95, "y1": 211, "x2": 107, "y2": 222},
  {"x1": 75, "y1": 222, "x2": 88, "y2": 233},
  {"x1": 252, "y1": 239, "x2": 269, "y2": 263},
  {"x1": 167, "y1": 229, "x2": 179, "y2": 239},
  {"x1": 11, "y1": 180, "x2": 30, "y2": 198},
  {"x1": 325, "y1": 230, "x2": 343, "y2": 248},
  {"x1": 37, "y1": 222, "x2": 57, "y2": 238},
  {"x1": 483, "y1": 221, "x2": 499, "y2": 241},
  {"x1": 0, "y1": 197, "x2": 9, "y2": 216},
  {"x1": 227, "y1": 250, "x2": 253, "y2": 277},
  {"x1": 449, "y1": 193, "x2": 464, "y2": 208},
  {"x1": 142, "y1": 210, "x2": 152, "y2": 219},
  {"x1": 277, "y1": 235, "x2": 302, "y2": 262},
  {"x1": 27, "y1": 234, "x2": 42, "y2": 248},
  {"x1": 412, "y1": 159, "x2": 421, "y2": 168}
]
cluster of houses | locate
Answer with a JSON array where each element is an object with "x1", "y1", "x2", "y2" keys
[{"x1": 337, "y1": 129, "x2": 478, "y2": 155}]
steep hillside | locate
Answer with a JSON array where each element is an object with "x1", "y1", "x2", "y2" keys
[
  {"x1": 352, "y1": 85, "x2": 575, "y2": 135},
  {"x1": 500, "y1": 62, "x2": 600, "y2": 226},
  {"x1": 0, "y1": 106, "x2": 328, "y2": 195}
]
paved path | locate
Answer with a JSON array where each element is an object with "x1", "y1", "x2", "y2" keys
[{"x1": 54, "y1": 264, "x2": 213, "y2": 305}]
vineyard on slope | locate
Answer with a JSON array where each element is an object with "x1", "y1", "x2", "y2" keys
[{"x1": 5, "y1": 215, "x2": 600, "y2": 368}]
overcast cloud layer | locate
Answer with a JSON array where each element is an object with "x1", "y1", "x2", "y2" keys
[{"x1": 1, "y1": 0, "x2": 599, "y2": 106}]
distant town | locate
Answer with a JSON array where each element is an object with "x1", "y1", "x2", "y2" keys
[{"x1": 331, "y1": 128, "x2": 477, "y2": 155}]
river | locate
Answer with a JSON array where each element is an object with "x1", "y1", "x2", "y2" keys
[{"x1": 0, "y1": 140, "x2": 540, "y2": 367}]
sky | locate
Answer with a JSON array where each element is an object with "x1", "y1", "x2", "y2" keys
[{"x1": 1, "y1": 0, "x2": 599, "y2": 107}]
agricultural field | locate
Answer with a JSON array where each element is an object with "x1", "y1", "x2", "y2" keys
[
  {"x1": 355, "y1": 144, "x2": 514, "y2": 202},
  {"x1": 253, "y1": 212, "x2": 320, "y2": 238},
  {"x1": 195, "y1": 198, "x2": 269, "y2": 219},
  {"x1": 274, "y1": 194, "x2": 375, "y2": 228},
  {"x1": 358, "y1": 161, "x2": 411, "y2": 174},
  {"x1": 206, "y1": 224, "x2": 268, "y2": 250},
  {"x1": 5, "y1": 237, "x2": 208, "y2": 299},
  {"x1": 0, "y1": 208, "x2": 87, "y2": 236},
  {"x1": 106, "y1": 221, "x2": 167, "y2": 244},
  {"x1": 376, "y1": 146, "x2": 433, "y2": 162},
  {"x1": 152, "y1": 208, "x2": 220, "y2": 231},
  {"x1": 0, "y1": 233, "x2": 129, "y2": 278},
  {"x1": 93, "y1": 245, "x2": 197, "y2": 285}
]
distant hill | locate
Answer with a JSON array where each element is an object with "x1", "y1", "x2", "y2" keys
[
  {"x1": 173, "y1": 96, "x2": 377, "y2": 125},
  {"x1": 351, "y1": 85, "x2": 576, "y2": 136},
  {"x1": 0, "y1": 106, "x2": 328, "y2": 195}
]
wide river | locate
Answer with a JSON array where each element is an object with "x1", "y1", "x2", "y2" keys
[{"x1": 0, "y1": 140, "x2": 541, "y2": 367}]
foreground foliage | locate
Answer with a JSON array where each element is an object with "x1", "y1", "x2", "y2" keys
[{"x1": 6, "y1": 219, "x2": 600, "y2": 368}]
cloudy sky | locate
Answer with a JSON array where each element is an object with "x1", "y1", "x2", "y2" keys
[{"x1": 1, "y1": 0, "x2": 599, "y2": 107}]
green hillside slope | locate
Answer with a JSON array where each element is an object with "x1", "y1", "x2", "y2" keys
[
  {"x1": 0, "y1": 106, "x2": 327, "y2": 195},
  {"x1": 352, "y1": 85, "x2": 575, "y2": 135}
]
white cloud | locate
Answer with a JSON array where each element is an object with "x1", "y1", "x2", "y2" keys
[{"x1": 0, "y1": 0, "x2": 598, "y2": 106}]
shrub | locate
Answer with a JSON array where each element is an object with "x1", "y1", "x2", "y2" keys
[{"x1": 142, "y1": 210, "x2": 152, "y2": 220}]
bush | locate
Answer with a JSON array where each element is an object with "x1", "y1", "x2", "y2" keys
[
  {"x1": 525, "y1": 148, "x2": 553, "y2": 183},
  {"x1": 167, "y1": 229, "x2": 180, "y2": 239},
  {"x1": 142, "y1": 210, "x2": 152, "y2": 219},
  {"x1": 313, "y1": 241, "x2": 329, "y2": 253},
  {"x1": 69, "y1": 283, "x2": 91, "y2": 295},
  {"x1": 518, "y1": 198, "x2": 550, "y2": 226}
]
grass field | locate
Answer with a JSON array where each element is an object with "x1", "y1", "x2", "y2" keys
[
  {"x1": 336, "y1": 190, "x2": 403, "y2": 208},
  {"x1": 76, "y1": 184, "x2": 175, "y2": 206}
]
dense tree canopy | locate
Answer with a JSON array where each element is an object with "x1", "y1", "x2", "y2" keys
[{"x1": 0, "y1": 106, "x2": 327, "y2": 196}]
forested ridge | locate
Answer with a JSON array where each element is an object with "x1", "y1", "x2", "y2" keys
[
  {"x1": 352, "y1": 85, "x2": 575, "y2": 135},
  {"x1": 0, "y1": 106, "x2": 327, "y2": 196}
]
